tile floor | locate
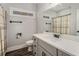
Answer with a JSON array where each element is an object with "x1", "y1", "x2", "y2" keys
[{"x1": 5, "y1": 47, "x2": 33, "y2": 56}]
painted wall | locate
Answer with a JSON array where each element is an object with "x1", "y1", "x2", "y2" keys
[
  {"x1": 1, "y1": 3, "x2": 37, "y2": 51},
  {"x1": 36, "y1": 3, "x2": 63, "y2": 33},
  {"x1": 37, "y1": 11, "x2": 57, "y2": 33}
]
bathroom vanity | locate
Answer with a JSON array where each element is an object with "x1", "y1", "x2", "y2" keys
[{"x1": 33, "y1": 33, "x2": 79, "y2": 56}]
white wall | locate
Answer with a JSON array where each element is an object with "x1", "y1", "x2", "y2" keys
[
  {"x1": 36, "y1": 3, "x2": 62, "y2": 33},
  {"x1": 1, "y1": 3, "x2": 37, "y2": 51},
  {"x1": 37, "y1": 11, "x2": 57, "y2": 33}
]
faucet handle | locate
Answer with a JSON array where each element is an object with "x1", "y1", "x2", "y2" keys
[{"x1": 54, "y1": 34, "x2": 60, "y2": 38}]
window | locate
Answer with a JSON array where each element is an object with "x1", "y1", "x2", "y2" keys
[{"x1": 52, "y1": 14, "x2": 71, "y2": 34}]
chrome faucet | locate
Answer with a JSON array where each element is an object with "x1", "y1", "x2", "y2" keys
[{"x1": 53, "y1": 34, "x2": 60, "y2": 38}]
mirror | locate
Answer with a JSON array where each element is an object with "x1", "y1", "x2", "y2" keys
[{"x1": 39, "y1": 3, "x2": 79, "y2": 36}]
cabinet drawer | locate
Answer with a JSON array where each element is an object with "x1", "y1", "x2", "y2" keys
[
  {"x1": 38, "y1": 39, "x2": 57, "y2": 56},
  {"x1": 33, "y1": 49, "x2": 38, "y2": 56},
  {"x1": 33, "y1": 36, "x2": 38, "y2": 43},
  {"x1": 33, "y1": 44, "x2": 37, "y2": 51},
  {"x1": 33, "y1": 44, "x2": 38, "y2": 56},
  {"x1": 33, "y1": 38, "x2": 38, "y2": 51}
]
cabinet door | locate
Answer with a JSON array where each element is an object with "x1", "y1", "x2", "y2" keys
[
  {"x1": 37, "y1": 45, "x2": 42, "y2": 56},
  {"x1": 38, "y1": 45, "x2": 51, "y2": 56},
  {"x1": 38, "y1": 39, "x2": 57, "y2": 56},
  {"x1": 57, "y1": 50, "x2": 63, "y2": 56},
  {"x1": 58, "y1": 50, "x2": 70, "y2": 56},
  {"x1": 41, "y1": 49, "x2": 51, "y2": 56}
]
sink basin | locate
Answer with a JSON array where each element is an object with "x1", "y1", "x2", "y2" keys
[{"x1": 39, "y1": 33, "x2": 62, "y2": 42}]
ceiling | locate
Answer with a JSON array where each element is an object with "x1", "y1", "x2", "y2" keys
[
  {"x1": 1, "y1": 3, "x2": 79, "y2": 13},
  {"x1": 1, "y1": 3, "x2": 37, "y2": 12},
  {"x1": 45, "y1": 3, "x2": 79, "y2": 12}
]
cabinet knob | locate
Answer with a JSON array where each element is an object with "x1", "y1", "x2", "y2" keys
[
  {"x1": 42, "y1": 51, "x2": 46, "y2": 56},
  {"x1": 34, "y1": 39, "x2": 36, "y2": 41},
  {"x1": 34, "y1": 45, "x2": 36, "y2": 47},
  {"x1": 33, "y1": 52, "x2": 36, "y2": 56}
]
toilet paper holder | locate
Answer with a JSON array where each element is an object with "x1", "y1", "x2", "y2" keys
[{"x1": 16, "y1": 33, "x2": 22, "y2": 39}]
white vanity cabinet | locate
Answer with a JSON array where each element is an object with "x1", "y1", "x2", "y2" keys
[{"x1": 33, "y1": 36, "x2": 71, "y2": 56}]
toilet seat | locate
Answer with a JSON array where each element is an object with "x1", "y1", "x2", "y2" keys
[
  {"x1": 26, "y1": 40, "x2": 33, "y2": 46},
  {"x1": 26, "y1": 40, "x2": 33, "y2": 51}
]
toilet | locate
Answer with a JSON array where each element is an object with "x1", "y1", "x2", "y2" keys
[{"x1": 26, "y1": 40, "x2": 33, "y2": 51}]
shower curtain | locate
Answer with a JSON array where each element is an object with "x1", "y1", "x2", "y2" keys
[
  {"x1": 52, "y1": 14, "x2": 71, "y2": 34},
  {"x1": 0, "y1": 6, "x2": 6, "y2": 56}
]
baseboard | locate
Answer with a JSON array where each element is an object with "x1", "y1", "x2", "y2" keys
[{"x1": 6, "y1": 43, "x2": 27, "y2": 52}]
